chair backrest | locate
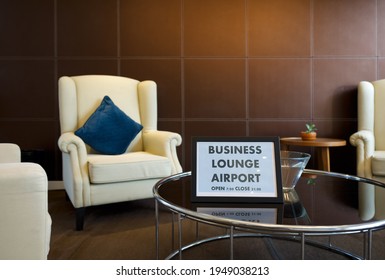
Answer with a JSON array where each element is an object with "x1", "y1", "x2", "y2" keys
[
  {"x1": 58, "y1": 75, "x2": 158, "y2": 153},
  {"x1": 358, "y1": 79, "x2": 385, "y2": 150},
  {"x1": 0, "y1": 143, "x2": 21, "y2": 163}
]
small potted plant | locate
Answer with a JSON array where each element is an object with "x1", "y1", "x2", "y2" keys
[{"x1": 301, "y1": 123, "x2": 317, "y2": 141}]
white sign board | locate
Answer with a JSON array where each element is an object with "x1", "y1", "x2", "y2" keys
[{"x1": 191, "y1": 137, "x2": 283, "y2": 203}]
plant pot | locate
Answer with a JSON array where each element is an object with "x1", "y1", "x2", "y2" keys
[{"x1": 301, "y1": 131, "x2": 317, "y2": 141}]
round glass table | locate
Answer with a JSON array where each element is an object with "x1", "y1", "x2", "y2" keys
[{"x1": 153, "y1": 169, "x2": 385, "y2": 260}]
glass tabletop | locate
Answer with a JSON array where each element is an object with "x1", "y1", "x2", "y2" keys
[{"x1": 154, "y1": 169, "x2": 385, "y2": 235}]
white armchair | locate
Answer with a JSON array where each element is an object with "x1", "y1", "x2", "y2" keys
[
  {"x1": 58, "y1": 75, "x2": 182, "y2": 230},
  {"x1": 350, "y1": 79, "x2": 385, "y2": 180},
  {"x1": 350, "y1": 80, "x2": 385, "y2": 222},
  {"x1": 0, "y1": 143, "x2": 51, "y2": 259}
]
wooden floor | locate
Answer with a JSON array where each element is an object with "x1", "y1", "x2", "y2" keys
[{"x1": 47, "y1": 190, "x2": 385, "y2": 260}]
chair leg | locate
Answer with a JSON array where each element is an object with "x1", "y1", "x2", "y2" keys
[{"x1": 75, "y1": 207, "x2": 85, "y2": 231}]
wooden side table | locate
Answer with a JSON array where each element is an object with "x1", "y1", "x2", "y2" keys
[{"x1": 280, "y1": 137, "x2": 346, "y2": 172}]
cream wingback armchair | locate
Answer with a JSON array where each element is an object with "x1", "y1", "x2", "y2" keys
[
  {"x1": 350, "y1": 80, "x2": 385, "y2": 222},
  {"x1": 0, "y1": 143, "x2": 51, "y2": 259},
  {"x1": 350, "y1": 79, "x2": 385, "y2": 180},
  {"x1": 58, "y1": 75, "x2": 182, "y2": 230}
]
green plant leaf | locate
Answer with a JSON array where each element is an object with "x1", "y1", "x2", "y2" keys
[{"x1": 305, "y1": 123, "x2": 317, "y2": 133}]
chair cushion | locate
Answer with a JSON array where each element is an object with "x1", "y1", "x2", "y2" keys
[
  {"x1": 75, "y1": 96, "x2": 143, "y2": 155},
  {"x1": 87, "y1": 152, "x2": 173, "y2": 184},
  {"x1": 372, "y1": 151, "x2": 385, "y2": 176}
]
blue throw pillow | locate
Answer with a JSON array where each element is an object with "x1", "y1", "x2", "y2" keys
[{"x1": 75, "y1": 96, "x2": 143, "y2": 155}]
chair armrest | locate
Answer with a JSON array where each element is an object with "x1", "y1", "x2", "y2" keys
[
  {"x1": 143, "y1": 130, "x2": 182, "y2": 173},
  {"x1": 58, "y1": 132, "x2": 89, "y2": 169},
  {"x1": 58, "y1": 132, "x2": 91, "y2": 207},
  {"x1": 350, "y1": 130, "x2": 375, "y2": 154},
  {"x1": 350, "y1": 130, "x2": 375, "y2": 177},
  {"x1": 0, "y1": 163, "x2": 51, "y2": 259},
  {"x1": 0, "y1": 143, "x2": 21, "y2": 163},
  {"x1": 58, "y1": 132, "x2": 87, "y2": 155}
]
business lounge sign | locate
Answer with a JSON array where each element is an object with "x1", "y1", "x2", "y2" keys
[{"x1": 191, "y1": 137, "x2": 283, "y2": 203}]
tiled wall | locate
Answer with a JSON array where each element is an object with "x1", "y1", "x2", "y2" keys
[{"x1": 0, "y1": 0, "x2": 383, "y2": 179}]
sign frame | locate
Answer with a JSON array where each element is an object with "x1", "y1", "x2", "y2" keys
[{"x1": 191, "y1": 136, "x2": 283, "y2": 203}]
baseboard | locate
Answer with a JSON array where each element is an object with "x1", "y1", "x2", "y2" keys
[{"x1": 48, "y1": 181, "x2": 64, "y2": 191}]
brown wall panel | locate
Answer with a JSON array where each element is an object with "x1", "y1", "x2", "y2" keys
[
  {"x1": 249, "y1": 59, "x2": 311, "y2": 119},
  {"x1": 184, "y1": 0, "x2": 246, "y2": 57},
  {"x1": 314, "y1": 0, "x2": 376, "y2": 56},
  {"x1": 379, "y1": 58, "x2": 385, "y2": 79},
  {"x1": 0, "y1": 0, "x2": 54, "y2": 56},
  {"x1": 184, "y1": 59, "x2": 246, "y2": 118},
  {"x1": 0, "y1": 60, "x2": 55, "y2": 118},
  {"x1": 378, "y1": 0, "x2": 385, "y2": 56},
  {"x1": 57, "y1": 0, "x2": 118, "y2": 56},
  {"x1": 120, "y1": 0, "x2": 181, "y2": 56},
  {"x1": 248, "y1": 0, "x2": 311, "y2": 57},
  {"x1": 57, "y1": 60, "x2": 118, "y2": 78},
  {"x1": 313, "y1": 59, "x2": 377, "y2": 118}
]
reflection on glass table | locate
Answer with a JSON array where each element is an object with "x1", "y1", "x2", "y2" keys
[
  {"x1": 153, "y1": 169, "x2": 385, "y2": 260},
  {"x1": 359, "y1": 181, "x2": 385, "y2": 221},
  {"x1": 283, "y1": 188, "x2": 311, "y2": 224}
]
